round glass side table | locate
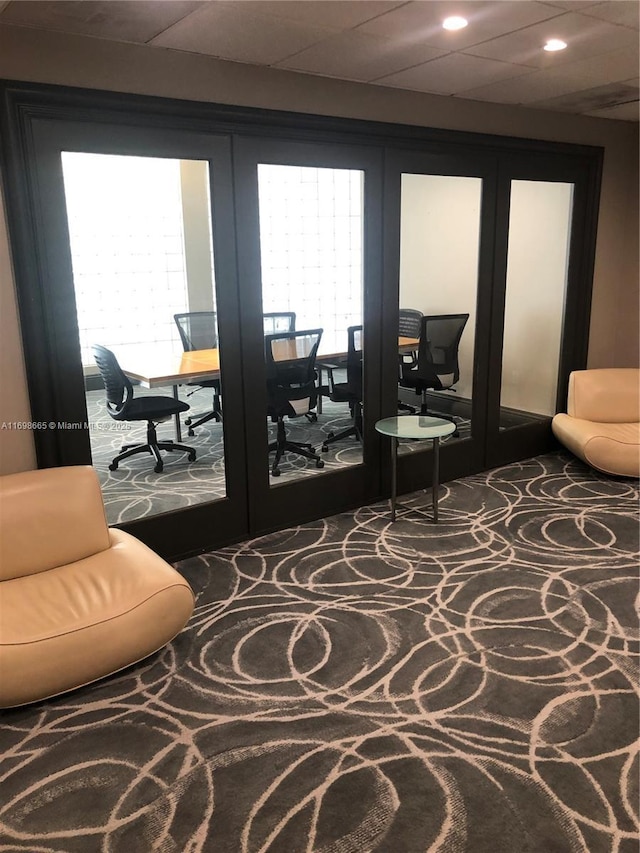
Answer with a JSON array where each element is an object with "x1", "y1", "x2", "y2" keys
[{"x1": 375, "y1": 415, "x2": 456, "y2": 522}]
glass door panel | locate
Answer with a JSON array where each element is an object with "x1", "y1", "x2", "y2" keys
[
  {"x1": 500, "y1": 180, "x2": 574, "y2": 427},
  {"x1": 256, "y1": 163, "x2": 365, "y2": 484},
  {"x1": 61, "y1": 152, "x2": 227, "y2": 525},
  {"x1": 397, "y1": 173, "x2": 481, "y2": 456}
]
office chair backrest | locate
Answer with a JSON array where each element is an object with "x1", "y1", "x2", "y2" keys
[
  {"x1": 346, "y1": 325, "x2": 364, "y2": 400},
  {"x1": 265, "y1": 329, "x2": 323, "y2": 416},
  {"x1": 417, "y1": 313, "x2": 469, "y2": 386},
  {"x1": 92, "y1": 344, "x2": 133, "y2": 417},
  {"x1": 174, "y1": 312, "x2": 218, "y2": 351},
  {"x1": 263, "y1": 312, "x2": 296, "y2": 335},
  {"x1": 399, "y1": 308, "x2": 423, "y2": 338}
]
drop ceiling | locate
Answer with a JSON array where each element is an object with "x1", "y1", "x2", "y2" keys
[{"x1": 0, "y1": 0, "x2": 638, "y2": 120}]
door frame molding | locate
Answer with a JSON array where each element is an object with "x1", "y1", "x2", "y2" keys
[{"x1": 0, "y1": 80, "x2": 604, "y2": 556}]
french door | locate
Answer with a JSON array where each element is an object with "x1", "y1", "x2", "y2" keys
[
  {"x1": 3, "y1": 118, "x2": 385, "y2": 557},
  {"x1": 232, "y1": 137, "x2": 384, "y2": 533},
  {"x1": 382, "y1": 146, "x2": 599, "y2": 493},
  {"x1": 10, "y1": 117, "x2": 252, "y2": 558},
  {"x1": 382, "y1": 148, "x2": 498, "y2": 493},
  {"x1": 1, "y1": 83, "x2": 600, "y2": 560},
  {"x1": 485, "y1": 151, "x2": 599, "y2": 468}
]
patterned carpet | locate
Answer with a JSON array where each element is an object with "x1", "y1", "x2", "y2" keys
[
  {"x1": 1, "y1": 452, "x2": 638, "y2": 852},
  {"x1": 86, "y1": 387, "x2": 469, "y2": 526}
]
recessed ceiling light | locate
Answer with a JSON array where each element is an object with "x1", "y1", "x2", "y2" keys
[
  {"x1": 442, "y1": 16, "x2": 468, "y2": 31},
  {"x1": 544, "y1": 38, "x2": 567, "y2": 51}
]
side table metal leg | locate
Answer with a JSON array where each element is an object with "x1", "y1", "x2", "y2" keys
[
  {"x1": 432, "y1": 436, "x2": 440, "y2": 522},
  {"x1": 391, "y1": 436, "x2": 397, "y2": 521}
]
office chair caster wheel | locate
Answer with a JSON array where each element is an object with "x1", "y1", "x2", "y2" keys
[
  {"x1": 154, "y1": 462, "x2": 164, "y2": 473},
  {"x1": 108, "y1": 462, "x2": 118, "y2": 471},
  {"x1": 271, "y1": 467, "x2": 281, "y2": 477},
  {"x1": 321, "y1": 444, "x2": 328, "y2": 452},
  {"x1": 315, "y1": 459, "x2": 324, "y2": 469},
  {"x1": 185, "y1": 417, "x2": 193, "y2": 426},
  {"x1": 188, "y1": 451, "x2": 196, "y2": 462},
  {"x1": 188, "y1": 428, "x2": 196, "y2": 437}
]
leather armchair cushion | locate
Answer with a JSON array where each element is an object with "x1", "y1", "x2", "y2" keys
[
  {"x1": 567, "y1": 368, "x2": 640, "y2": 423},
  {"x1": 552, "y1": 368, "x2": 640, "y2": 478},
  {"x1": 0, "y1": 465, "x2": 195, "y2": 708},
  {"x1": 552, "y1": 415, "x2": 640, "y2": 478},
  {"x1": 0, "y1": 466, "x2": 111, "y2": 580},
  {"x1": 1, "y1": 529, "x2": 194, "y2": 708}
]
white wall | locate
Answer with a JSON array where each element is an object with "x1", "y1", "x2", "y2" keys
[
  {"x1": 180, "y1": 160, "x2": 215, "y2": 314},
  {"x1": 399, "y1": 174, "x2": 481, "y2": 400},
  {"x1": 502, "y1": 181, "x2": 574, "y2": 415}
]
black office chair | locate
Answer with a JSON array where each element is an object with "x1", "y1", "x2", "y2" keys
[
  {"x1": 92, "y1": 344, "x2": 196, "y2": 473},
  {"x1": 398, "y1": 308, "x2": 423, "y2": 413},
  {"x1": 320, "y1": 325, "x2": 363, "y2": 452},
  {"x1": 263, "y1": 312, "x2": 322, "y2": 424},
  {"x1": 263, "y1": 312, "x2": 296, "y2": 334},
  {"x1": 399, "y1": 308, "x2": 423, "y2": 339},
  {"x1": 265, "y1": 328, "x2": 325, "y2": 477},
  {"x1": 174, "y1": 311, "x2": 222, "y2": 437},
  {"x1": 399, "y1": 313, "x2": 469, "y2": 435}
]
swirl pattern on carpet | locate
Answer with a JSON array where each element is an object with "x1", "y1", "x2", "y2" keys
[{"x1": 1, "y1": 453, "x2": 638, "y2": 852}]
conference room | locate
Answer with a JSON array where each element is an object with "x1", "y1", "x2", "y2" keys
[
  {"x1": 66, "y1": 150, "x2": 485, "y2": 527},
  {"x1": 5, "y1": 87, "x2": 598, "y2": 558}
]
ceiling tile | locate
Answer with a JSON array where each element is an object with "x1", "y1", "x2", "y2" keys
[
  {"x1": 458, "y1": 71, "x2": 566, "y2": 104},
  {"x1": 0, "y1": 0, "x2": 203, "y2": 43},
  {"x1": 374, "y1": 53, "x2": 533, "y2": 95},
  {"x1": 463, "y1": 44, "x2": 638, "y2": 104},
  {"x1": 539, "y1": 1, "x2": 601, "y2": 9},
  {"x1": 0, "y1": 0, "x2": 636, "y2": 121},
  {"x1": 557, "y1": 45, "x2": 640, "y2": 83},
  {"x1": 233, "y1": 1, "x2": 406, "y2": 30},
  {"x1": 581, "y1": 1, "x2": 640, "y2": 29},
  {"x1": 463, "y1": 44, "x2": 639, "y2": 103},
  {"x1": 276, "y1": 30, "x2": 446, "y2": 81},
  {"x1": 464, "y1": 10, "x2": 639, "y2": 68},
  {"x1": 357, "y1": 0, "x2": 563, "y2": 50},
  {"x1": 151, "y1": 2, "x2": 335, "y2": 64},
  {"x1": 585, "y1": 100, "x2": 640, "y2": 120},
  {"x1": 531, "y1": 80, "x2": 639, "y2": 113}
]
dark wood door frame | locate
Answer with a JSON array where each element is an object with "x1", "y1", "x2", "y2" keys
[{"x1": 0, "y1": 80, "x2": 603, "y2": 557}]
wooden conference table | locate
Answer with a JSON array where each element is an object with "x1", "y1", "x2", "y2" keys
[{"x1": 117, "y1": 337, "x2": 420, "y2": 442}]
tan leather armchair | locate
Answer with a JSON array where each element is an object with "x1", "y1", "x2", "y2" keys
[
  {"x1": 552, "y1": 368, "x2": 640, "y2": 478},
  {"x1": 0, "y1": 466, "x2": 195, "y2": 708}
]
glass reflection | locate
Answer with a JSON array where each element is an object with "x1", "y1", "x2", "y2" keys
[
  {"x1": 256, "y1": 164, "x2": 364, "y2": 484},
  {"x1": 398, "y1": 173, "x2": 481, "y2": 454},
  {"x1": 61, "y1": 153, "x2": 225, "y2": 524}
]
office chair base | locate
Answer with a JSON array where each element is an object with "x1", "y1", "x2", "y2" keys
[
  {"x1": 398, "y1": 401, "x2": 417, "y2": 414},
  {"x1": 110, "y1": 441, "x2": 197, "y2": 473},
  {"x1": 418, "y1": 403, "x2": 460, "y2": 438},
  {"x1": 321, "y1": 422, "x2": 362, "y2": 452},
  {"x1": 185, "y1": 406, "x2": 222, "y2": 436},
  {"x1": 268, "y1": 428, "x2": 324, "y2": 477},
  {"x1": 111, "y1": 421, "x2": 196, "y2": 473}
]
